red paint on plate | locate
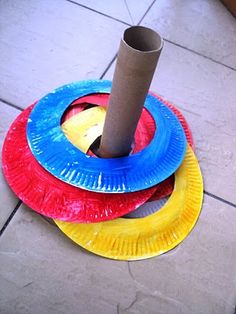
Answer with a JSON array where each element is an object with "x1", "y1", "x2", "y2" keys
[
  {"x1": 2, "y1": 104, "x2": 158, "y2": 223},
  {"x1": 148, "y1": 93, "x2": 194, "y2": 201}
]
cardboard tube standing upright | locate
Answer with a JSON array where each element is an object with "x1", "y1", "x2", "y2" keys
[{"x1": 99, "y1": 26, "x2": 163, "y2": 158}]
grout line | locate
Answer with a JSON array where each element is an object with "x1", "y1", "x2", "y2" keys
[
  {"x1": 66, "y1": 0, "x2": 236, "y2": 73},
  {"x1": 1, "y1": 2, "x2": 234, "y2": 223},
  {"x1": 124, "y1": 0, "x2": 134, "y2": 25},
  {"x1": 66, "y1": 0, "x2": 131, "y2": 26},
  {"x1": 100, "y1": 53, "x2": 117, "y2": 79},
  {"x1": 0, "y1": 200, "x2": 22, "y2": 237},
  {"x1": 53, "y1": 0, "x2": 235, "y2": 74},
  {"x1": 0, "y1": 98, "x2": 23, "y2": 111},
  {"x1": 137, "y1": 0, "x2": 156, "y2": 25},
  {"x1": 164, "y1": 38, "x2": 236, "y2": 72},
  {"x1": 204, "y1": 190, "x2": 236, "y2": 208},
  {"x1": 98, "y1": 0, "x2": 158, "y2": 79}
]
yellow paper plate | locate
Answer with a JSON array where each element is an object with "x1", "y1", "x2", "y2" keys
[
  {"x1": 61, "y1": 106, "x2": 106, "y2": 152},
  {"x1": 55, "y1": 145, "x2": 203, "y2": 260}
]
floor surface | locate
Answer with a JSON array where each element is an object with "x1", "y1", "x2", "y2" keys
[{"x1": 0, "y1": 1, "x2": 236, "y2": 313}]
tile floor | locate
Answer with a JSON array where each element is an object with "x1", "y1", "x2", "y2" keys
[{"x1": 0, "y1": 1, "x2": 235, "y2": 313}]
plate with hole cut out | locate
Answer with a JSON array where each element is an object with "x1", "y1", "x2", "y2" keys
[
  {"x1": 55, "y1": 146, "x2": 203, "y2": 260},
  {"x1": 27, "y1": 80, "x2": 187, "y2": 193},
  {"x1": 2, "y1": 104, "x2": 158, "y2": 223}
]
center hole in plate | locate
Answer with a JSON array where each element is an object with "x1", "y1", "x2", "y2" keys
[
  {"x1": 60, "y1": 93, "x2": 155, "y2": 158},
  {"x1": 60, "y1": 93, "x2": 109, "y2": 157},
  {"x1": 88, "y1": 136, "x2": 134, "y2": 158},
  {"x1": 89, "y1": 136, "x2": 102, "y2": 157}
]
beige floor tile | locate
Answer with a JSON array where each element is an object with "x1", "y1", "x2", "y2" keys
[
  {"x1": 72, "y1": 0, "x2": 154, "y2": 25},
  {"x1": 105, "y1": 40, "x2": 236, "y2": 203},
  {"x1": 0, "y1": 0, "x2": 126, "y2": 108},
  {"x1": 142, "y1": 0, "x2": 236, "y2": 69},
  {"x1": 125, "y1": 0, "x2": 154, "y2": 24},
  {"x1": 0, "y1": 1, "x2": 235, "y2": 313},
  {"x1": 0, "y1": 196, "x2": 235, "y2": 314},
  {"x1": 127, "y1": 195, "x2": 236, "y2": 314},
  {"x1": 0, "y1": 204, "x2": 136, "y2": 314},
  {"x1": 0, "y1": 103, "x2": 20, "y2": 230}
]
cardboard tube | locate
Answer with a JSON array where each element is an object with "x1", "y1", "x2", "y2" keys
[{"x1": 99, "y1": 26, "x2": 163, "y2": 158}]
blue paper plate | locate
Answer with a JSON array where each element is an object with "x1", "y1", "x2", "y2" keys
[{"x1": 27, "y1": 80, "x2": 186, "y2": 193}]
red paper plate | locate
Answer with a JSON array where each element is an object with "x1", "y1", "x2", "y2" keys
[
  {"x1": 2, "y1": 104, "x2": 158, "y2": 223},
  {"x1": 152, "y1": 93, "x2": 194, "y2": 150},
  {"x1": 61, "y1": 94, "x2": 108, "y2": 123},
  {"x1": 148, "y1": 93, "x2": 194, "y2": 201}
]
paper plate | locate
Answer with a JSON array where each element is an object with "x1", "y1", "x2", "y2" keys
[
  {"x1": 2, "y1": 105, "x2": 159, "y2": 223},
  {"x1": 61, "y1": 98, "x2": 89, "y2": 123},
  {"x1": 148, "y1": 93, "x2": 194, "y2": 201},
  {"x1": 55, "y1": 145, "x2": 203, "y2": 260},
  {"x1": 70, "y1": 93, "x2": 109, "y2": 107},
  {"x1": 64, "y1": 92, "x2": 194, "y2": 152},
  {"x1": 27, "y1": 80, "x2": 187, "y2": 193},
  {"x1": 62, "y1": 92, "x2": 193, "y2": 201},
  {"x1": 152, "y1": 92, "x2": 194, "y2": 150},
  {"x1": 62, "y1": 106, "x2": 107, "y2": 153},
  {"x1": 61, "y1": 93, "x2": 110, "y2": 123},
  {"x1": 148, "y1": 176, "x2": 174, "y2": 201},
  {"x1": 62, "y1": 95, "x2": 155, "y2": 155}
]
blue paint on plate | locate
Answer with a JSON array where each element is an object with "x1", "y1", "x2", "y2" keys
[{"x1": 27, "y1": 80, "x2": 186, "y2": 193}]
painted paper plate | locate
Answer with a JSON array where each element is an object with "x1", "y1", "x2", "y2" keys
[
  {"x1": 152, "y1": 92, "x2": 194, "y2": 150},
  {"x1": 27, "y1": 80, "x2": 187, "y2": 193},
  {"x1": 62, "y1": 96, "x2": 155, "y2": 155},
  {"x1": 62, "y1": 106, "x2": 107, "y2": 153},
  {"x1": 2, "y1": 105, "x2": 158, "y2": 223},
  {"x1": 61, "y1": 97, "x2": 89, "y2": 123},
  {"x1": 65, "y1": 92, "x2": 194, "y2": 152},
  {"x1": 62, "y1": 92, "x2": 194, "y2": 201},
  {"x1": 61, "y1": 93, "x2": 109, "y2": 123},
  {"x1": 55, "y1": 145, "x2": 203, "y2": 260},
  {"x1": 148, "y1": 176, "x2": 174, "y2": 201},
  {"x1": 148, "y1": 94, "x2": 194, "y2": 201}
]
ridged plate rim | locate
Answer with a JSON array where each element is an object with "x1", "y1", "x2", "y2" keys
[
  {"x1": 26, "y1": 80, "x2": 187, "y2": 193},
  {"x1": 55, "y1": 146, "x2": 203, "y2": 260}
]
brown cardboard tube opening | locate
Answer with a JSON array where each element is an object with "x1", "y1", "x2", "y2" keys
[
  {"x1": 99, "y1": 26, "x2": 163, "y2": 158},
  {"x1": 123, "y1": 26, "x2": 163, "y2": 52}
]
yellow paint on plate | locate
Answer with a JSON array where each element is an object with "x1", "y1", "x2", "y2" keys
[
  {"x1": 61, "y1": 106, "x2": 106, "y2": 152},
  {"x1": 55, "y1": 145, "x2": 203, "y2": 261}
]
